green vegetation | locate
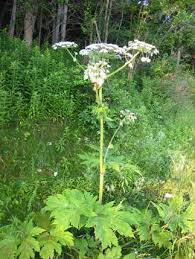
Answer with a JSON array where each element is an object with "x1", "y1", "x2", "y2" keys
[
  {"x1": 0, "y1": 32, "x2": 194, "y2": 258},
  {"x1": 0, "y1": 1, "x2": 195, "y2": 257}
]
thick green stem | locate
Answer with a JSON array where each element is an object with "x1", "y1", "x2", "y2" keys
[
  {"x1": 98, "y1": 87, "x2": 105, "y2": 204},
  {"x1": 106, "y1": 51, "x2": 140, "y2": 79}
]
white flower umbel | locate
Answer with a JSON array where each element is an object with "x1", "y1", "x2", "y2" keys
[
  {"x1": 84, "y1": 60, "x2": 110, "y2": 88},
  {"x1": 79, "y1": 41, "x2": 158, "y2": 66},
  {"x1": 80, "y1": 43, "x2": 129, "y2": 59},
  {"x1": 128, "y1": 40, "x2": 159, "y2": 56},
  {"x1": 52, "y1": 41, "x2": 78, "y2": 50},
  {"x1": 127, "y1": 40, "x2": 159, "y2": 64}
]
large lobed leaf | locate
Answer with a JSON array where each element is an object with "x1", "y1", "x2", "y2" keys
[
  {"x1": 44, "y1": 189, "x2": 135, "y2": 250},
  {"x1": 44, "y1": 189, "x2": 97, "y2": 229},
  {"x1": 86, "y1": 202, "x2": 134, "y2": 249}
]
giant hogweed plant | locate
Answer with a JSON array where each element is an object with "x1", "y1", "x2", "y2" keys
[
  {"x1": 52, "y1": 40, "x2": 159, "y2": 203},
  {"x1": 1, "y1": 40, "x2": 174, "y2": 259}
]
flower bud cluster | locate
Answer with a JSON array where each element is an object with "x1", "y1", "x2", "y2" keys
[
  {"x1": 52, "y1": 41, "x2": 78, "y2": 49},
  {"x1": 84, "y1": 60, "x2": 110, "y2": 88},
  {"x1": 120, "y1": 109, "x2": 137, "y2": 125}
]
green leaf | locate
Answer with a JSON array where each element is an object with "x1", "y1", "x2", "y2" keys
[
  {"x1": 98, "y1": 246, "x2": 122, "y2": 259},
  {"x1": 39, "y1": 227, "x2": 73, "y2": 259},
  {"x1": 17, "y1": 237, "x2": 40, "y2": 259},
  {"x1": 130, "y1": 208, "x2": 157, "y2": 241},
  {"x1": 78, "y1": 151, "x2": 99, "y2": 169},
  {"x1": 44, "y1": 189, "x2": 135, "y2": 250},
  {"x1": 86, "y1": 201, "x2": 134, "y2": 249},
  {"x1": 96, "y1": 226, "x2": 118, "y2": 249},
  {"x1": 151, "y1": 225, "x2": 172, "y2": 250},
  {"x1": 50, "y1": 228, "x2": 74, "y2": 247},
  {"x1": 74, "y1": 238, "x2": 89, "y2": 259},
  {"x1": 123, "y1": 253, "x2": 136, "y2": 259},
  {"x1": 31, "y1": 227, "x2": 45, "y2": 237},
  {"x1": 0, "y1": 238, "x2": 18, "y2": 259},
  {"x1": 40, "y1": 239, "x2": 62, "y2": 259},
  {"x1": 33, "y1": 212, "x2": 52, "y2": 232},
  {"x1": 44, "y1": 189, "x2": 96, "y2": 229}
]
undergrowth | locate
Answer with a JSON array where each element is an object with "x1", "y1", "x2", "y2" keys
[{"x1": 0, "y1": 33, "x2": 195, "y2": 258}]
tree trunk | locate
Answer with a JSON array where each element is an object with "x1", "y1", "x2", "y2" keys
[
  {"x1": 104, "y1": 0, "x2": 113, "y2": 42},
  {"x1": 55, "y1": 3, "x2": 63, "y2": 43},
  {"x1": 104, "y1": 0, "x2": 109, "y2": 41},
  {"x1": 52, "y1": 16, "x2": 56, "y2": 44},
  {"x1": 38, "y1": 8, "x2": 43, "y2": 46},
  {"x1": 24, "y1": 5, "x2": 37, "y2": 46},
  {"x1": 61, "y1": 3, "x2": 68, "y2": 41},
  {"x1": 176, "y1": 47, "x2": 183, "y2": 70},
  {"x1": 9, "y1": 0, "x2": 17, "y2": 36}
]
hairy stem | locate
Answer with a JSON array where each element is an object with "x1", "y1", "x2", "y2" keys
[{"x1": 98, "y1": 87, "x2": 105, "y2": 204}]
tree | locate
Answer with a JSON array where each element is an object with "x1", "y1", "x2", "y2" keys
[
  {"x1": 24, "y1": 1, "x2": 38, "y2": 46},
  {"x1": 9, "y1": 0, "x2": 17, "y2": 37}
]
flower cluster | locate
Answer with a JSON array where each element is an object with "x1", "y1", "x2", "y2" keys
[
  {"x1": 127, "y1": 40, "x2": 159, "y2": 55},
  {"x1": 134, "y1": 177, "x2": 145, "y2": 191},
  {"x1": 79, "y1": 43, "x2": 132, "y2": 59},
  {"x1": 120, "y1": 109, "x2": 137, "y2": 125},
  {"x1": 79, "y1": 41, "x2": 158, "y2": 66},
  {"x1": 52, "y1": 41, "x2": 78, "y2": 49},
  {"x1": 84, "y1": 60, "x2": 110, "y2": 88},
  {"x1": 127, "y1": 39, "x2": 159, "y2": 63}
]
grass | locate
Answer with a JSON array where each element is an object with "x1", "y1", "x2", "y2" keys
[{"x1": 0, "y1": 121, "x2": 93, "y2": 223}]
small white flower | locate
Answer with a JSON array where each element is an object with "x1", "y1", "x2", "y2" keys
[
  {"x1": 141, "y1": 56, "x2": 151, "y2": 63},
  {"x1": 105, "y1": 184, "x2": 115, "y2": 192},
  {"x1": 37, "y1": 168, "x2": 42, "y2": 173},
  {"x1": 110, "y1": 184, "x2": 115, "y2": 192},
  {"x1": 84, "y1": 137, "x2": 89, "y2": 142},
  {"x1": 47, "y1": 142, "x2": 52, "y2": 146},
  {"x1": 164, "y1": 193, "x2": 174, "y2": 199},
  {"x1": 53, "y1": 171, "x2": 58, "y2": 177},
  {"x1": 128, "y1": 63, "x2": 134, "y2": 69}
]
